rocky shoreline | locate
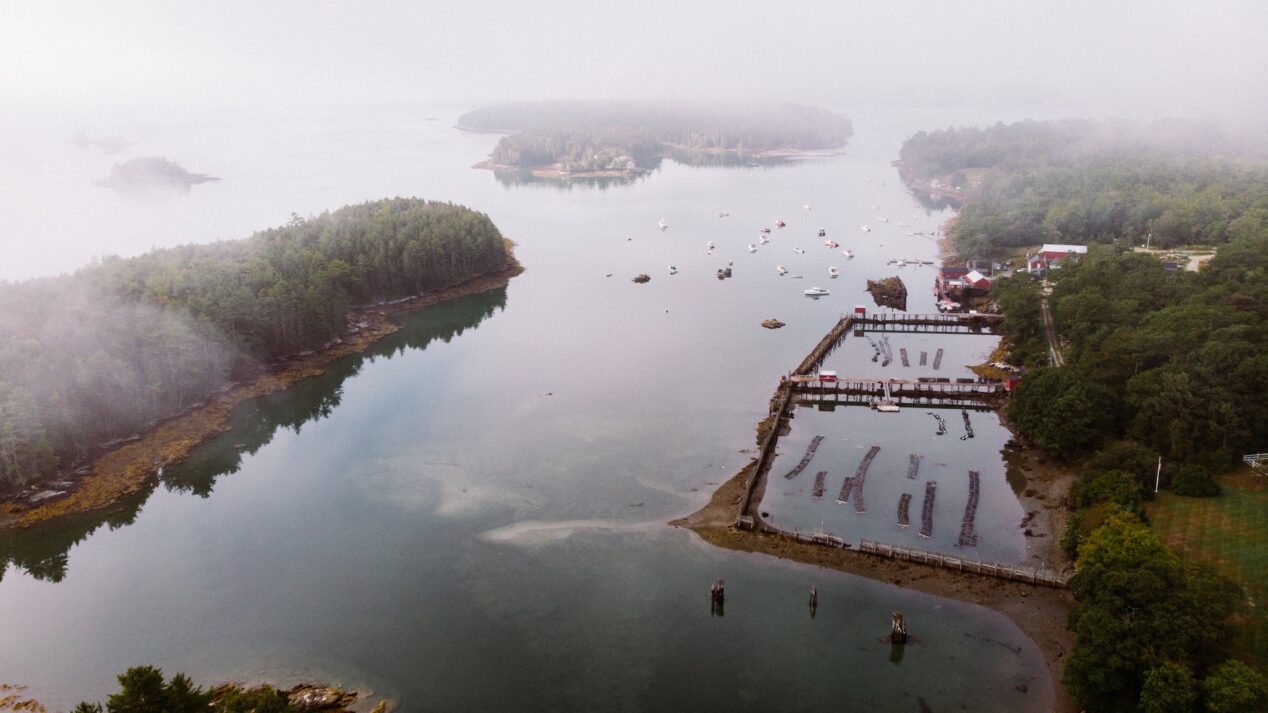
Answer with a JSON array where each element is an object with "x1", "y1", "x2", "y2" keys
[{"x1": 0, "y1": 244, "x2": 523, "y2": 530}]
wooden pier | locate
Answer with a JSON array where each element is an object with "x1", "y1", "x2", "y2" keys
[
  {"x1": 789, "y1": 376, "x2": 1005, "y2": 409},
  {"x1": 858, "y1": 539, "x2": 1070, "y2": 588},
  {"x1": 852, "y1": 312, "x2": 1003, "y2": 335}
]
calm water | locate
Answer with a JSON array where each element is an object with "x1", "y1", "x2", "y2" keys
[{"x1": 0, "y1": 106, "x2": 1055, "y2": 711}]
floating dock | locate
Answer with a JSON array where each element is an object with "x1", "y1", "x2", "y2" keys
[
  {"x1": 897, "y1": 493, "x2": 912, "y2": 527},
  {"x1": 783, "y1": 435, "x2": 825, "y2": 480},
  {"x1": 932, "y1": 348, "x2": 944, "y2": 370},
  {"x1": 958, "y1": 469, "x2": 981, "y2": 547},
  {"x1": 919, "y1": 481, "x2": 937, "y2": 538},
  {"x1": 812, "y1": 470, "x2": 827, "y2": 498},
  {"x1": 837, "y1": 445, "x2": 880, "y2": 512},
  {"x1": 907, "y1": 453, "x2": 922, "y2": 480}
]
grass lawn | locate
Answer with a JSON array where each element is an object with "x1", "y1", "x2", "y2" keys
[{"x1": 1148, "y1": 467, "x2": 1268, "y2": 668}]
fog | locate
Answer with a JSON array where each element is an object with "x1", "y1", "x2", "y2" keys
[{"x1": 2, "y1": 0, "x2": 1267, "y2": 279}]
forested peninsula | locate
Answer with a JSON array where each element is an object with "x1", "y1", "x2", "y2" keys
[
  {"x1": 897, "y1": 119, "x2": 1268, "y2": 258},
  {"x1": 0, "y1": 198, "x2": 518, "y2": 522},
  {"x1": 906, "y1": 119, "x2": 1268, "y2": 710},
  {"x1": 459, "y1": 101, "x2": 852, "y2": 177}
]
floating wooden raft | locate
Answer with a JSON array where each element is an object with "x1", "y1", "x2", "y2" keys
[
  {"x1": 897, "y1": 493, "x2": 912, "y2": 527},
  {"x1": 783, "y1": 435, "x2": 825, "y2": 479},
  {"x1": 920, "y1": 481, "x2": 937, "y2": 538},
  {"x1": 958, "y1": 469, "x2": 981, "y2": 547},
  {"x1": 812, "y1": 471, "x2": 827, "y2": 498},
  {"x1": 907, "y1": 453, "x2": 922, "y2": 479},
  {"x1": 838, "y1": 445, "x2": 881, "y2": 512},
  {"x1": 933, "y1": 348, "x2": 944, "y2": 371},
  {"x1": 919, "y1": 350, "x2": 928, "y2": 366},
  {"x1": 900, "y1": 347, "x2": 910, "y2": 367}
]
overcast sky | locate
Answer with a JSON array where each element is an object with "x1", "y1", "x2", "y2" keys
[{"x1": 4, "y1": 0, "x2": 1267, "y2": 119}]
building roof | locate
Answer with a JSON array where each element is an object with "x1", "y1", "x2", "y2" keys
[
  {"x1": 1039, "y1": 243, "x2": 1087, "y2": 255},
  {"x1": 965, "y1": 269, "x2": 991, "y2": 285}
]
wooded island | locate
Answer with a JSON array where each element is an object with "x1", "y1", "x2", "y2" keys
[
  {"x1": 0, "y1": 198, "x2": 511, "y2": 498},
  {"x1": 459, "y1": 100, "x2": 853, "y2": 177}
]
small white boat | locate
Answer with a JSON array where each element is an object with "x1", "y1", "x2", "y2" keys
[
  {"x1": 775, "y1": 220, "x2": 786, "y2": 228},
  {"x1": 860, "y1": 225, "x2": 871, "y2": 232},
  {"x1": 777, "y1": 265, "x2": 789, "y2": 275},
  {"x1": 804, "y1": 286, "x2": 830, "y2": 296},
  {"x1": 748, "y1": 244, "x2": 758, "y2": 253},
  {"x1": 896, "y1": 259, "x2": 907, "y2": 267},
  {"x1": 824, "y1": 240, "x2": 840, "y2": 248},
  {"x1": 706, "y1": 240, "x2": 716, "y2": 249},
  {"x1": 718, "y1": 212, "x2": 729, "y2": 218},
  {"x1": 793, "y1": 248, "x2": 805, "y2": 254},
  {"x1": 878, "y1": 217, "x2": 889, "y2": 223},
  {"x1": 668, "y1": 265, "x2": 678, "y2": 274},
  {"x1": 843, "y1": 250, "x2": 855, "y2": 259},
  {"x1": 760, "y1": 227, "x2": 771, "y2": 234},
  {"x1": 873, "y1": 401, "x2": 900, "y2": 413},
  {"x1": 828, "y1": 266, "x2": 840, "y2": 278},
  {"x1": 759, "y1": 235, "x2": 770, "y2": 245},
  {"x1": 658, "y1": 219, "x2": 668, "y2": 230},
  {"x1": 803, "y1": 204, "x2": 812, "y2": 211},
  {"x1": 818, "y1": 228, "x2": 827, "y2": 237}
]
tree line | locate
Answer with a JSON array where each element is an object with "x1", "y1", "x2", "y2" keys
[
  {"x1": 459, "y1": 100, "x2": 853, "y2": 171},
  {"x1": 897, "y1": 119, "x2": 1268, "y2": 258},
  {"x1": 990, "y1": 236, "x2": 1268, "y2": 709},
  {"x1": 0, "y1": 198, "x2": 508, "y2": 495}
]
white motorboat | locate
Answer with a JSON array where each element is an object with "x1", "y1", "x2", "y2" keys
[
  {"x1": 873, "y1": 401, "x2": 900, "y2": 413},
  {"x1": 824, "y1": 240, "x2": 840, "y2": 248},
  {"x1": 803, "y1": 204, "x2": 812, "y2": 211},
  {"x1": 760, "y1": 227, "x2": 771, "y2": 234},
  {"x1": 896, "y1": 259, "x2": 907, "y2": 267},
  {"x1": 759, "y1": 235, "x2": 770, "y2": 245},
  {"x1": 877, "y1": 217, "x2": 889, "y2": 223},
  {"x1": 718, "y1": 212, "x2": 729, "y2": 218},
  {"x1": 658, "y1": 219, "x2": 668, "y2": 230},
  {"x1": 843, "y1": 250, "x2": 855, "y2": 259},
  {"x1": 818, "y1": 228, "x2": 827, "y2": 237},
  {"x1": 706, "y1": 240, "x2": 716, "y2": 249},
  {"x1": 828, "y1": 266, "x2": 840, "y2": 278},
  {"x1": 793, "y1": 248, "x2": 805, "y2": 254},
  {"x1": 860, "y1": 225, "x2": 871, "y2": 232},
  {"x1": 668, "y1": 265, "x2": 678, "y2": 274},
  {"x1": 748, "y1": 244, "x2": 758, "y2": 253},
  {"x1": 803, "y1": 286, "x2": 830, "y2": 296},
  {"x1": 777, "y1": 265, "x2": 789, "y2": 275}
]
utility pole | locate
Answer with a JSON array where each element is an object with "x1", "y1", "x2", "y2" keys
[{"x1": 1155, "y1": 456, "x2": 1162, "y2": 494}]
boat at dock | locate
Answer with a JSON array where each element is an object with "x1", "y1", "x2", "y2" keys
[{"x1": 873, "y1": 401, "x2": 900, "y2": 412}]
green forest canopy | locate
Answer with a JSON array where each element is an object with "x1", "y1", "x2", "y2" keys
[
  {"x1": 0, "y1": 198, "x2": 508, "y2": 494},
  {"x1": 458, "y1": 100, "x2": 853, "y2": 172},
  {"x1": 897, "y1": 119, "x2": 1268, "y2": 257}
]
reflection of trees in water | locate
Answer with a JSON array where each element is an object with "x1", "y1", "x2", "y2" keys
[{"x1": 0, "y1": 288, "x2": 508, "y2": 583}]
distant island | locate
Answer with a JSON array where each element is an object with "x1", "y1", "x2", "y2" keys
[
  {"x1": 94, "y1": 156, "x2": 220, "y2": 193},
  {"x1": 0, "y1": 198, "x2": 520, "y2": 525},
  {"x1": 458, "y1": 100, "x2": 852, "y2": 179}
]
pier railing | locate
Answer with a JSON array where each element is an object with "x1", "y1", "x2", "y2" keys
[{"x1": 857, "y1": 539, "x2": 1071, "y2": 588}]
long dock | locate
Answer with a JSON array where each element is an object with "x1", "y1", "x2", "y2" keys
[
  {"x1": 919, "y1": 481, "x2": 936, "y2": 538},
  {"x1": 858, "y1": 540, "x2": 1070, "y2": 588},
  {"x1": 783, "y1": 435, "x2": 825, "y2": 480},
  {"x1": 958, "y1": 469, "x2": 981, "y2": 547}
]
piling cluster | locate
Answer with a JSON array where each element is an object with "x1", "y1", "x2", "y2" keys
[
  {"x1": 783, "y1": 435, "x2": 825, "y2": 480},
  {"x1": 958, "y1": 470, "x2": 981, "y2": 547}
]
